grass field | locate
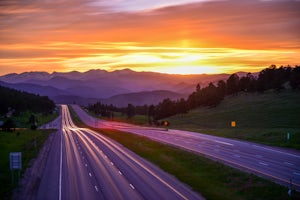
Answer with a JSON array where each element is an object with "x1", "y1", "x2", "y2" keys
[
  {"x1": 167, "y1": 91, "x2": 300, "y2": 149},
  {"x1": 0, "y1": 129, "x2": 54, "y2": 199},
  {"x1": 11, "y1": 108, "x2": 59, "y2": 128},
  {"x1": 0, "y1": 108, "x2": 58, "y2": 199},
  {"x1": 69, "y1": 106, "x2": 300, "y2": 200},
  {"x1": 86, "y1": 109, "x2": 148, "y2": 125}
]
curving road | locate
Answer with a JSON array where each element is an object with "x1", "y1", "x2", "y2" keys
[
  {"x1": 71, "y1": 104, "x2": 300, "y2": 191},
  {"x1": 37, "y1": 105, "x2": 203, "y2": 200}
]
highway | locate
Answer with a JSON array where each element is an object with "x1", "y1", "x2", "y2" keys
[
  {"x1": 71, "y1": 104, "x2": 300, "y2": 191},
  {"x1": 37, "y1": 105, "x2": 203, "y2": 200}
]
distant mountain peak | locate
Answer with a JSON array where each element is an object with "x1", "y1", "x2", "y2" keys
[
  {"x1": 20, "y1": 71, "x2": 49, "y2": 75},
  {"x1": 0, "y1": 71, "x2": 50, "y2": 83},
  {"x1": 52, "y1": 70, "x2": 80, "y2": 75},
  {"x1": 85, "y1": 69, "x2": 107, "y2": 73},
  {"x1": 112, "y1": 68, "x2": 135, "y2": 74},
  {"x1": 84, "y1": 69, "x2": 108, "y2": 76}
]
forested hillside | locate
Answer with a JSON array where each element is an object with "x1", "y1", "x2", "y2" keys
[{"x1": 0, "y1": 86, "x2": 55, "y2": 115}]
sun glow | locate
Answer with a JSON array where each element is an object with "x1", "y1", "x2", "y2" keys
[
  {"x1": 1, "y1": 0, "x2": 299, "y2": 75},
  {"x1": 155, "y1": 66, "x2": 220, "y2": 74}
]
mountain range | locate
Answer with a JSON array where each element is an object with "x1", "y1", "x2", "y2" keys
[{"x1": 0, "y1": 69, "x2": 246, "y2": 106}]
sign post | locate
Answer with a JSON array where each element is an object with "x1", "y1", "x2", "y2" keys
[
  {"x1": 163, "y1": 121, "x2": 169, "y2": 131},
  {"x1": 287, "y1": 132, "x2": 290, "y2": 142},
  {"x1": 10, "y1": 152, "x2": 22, "y2": 184}
]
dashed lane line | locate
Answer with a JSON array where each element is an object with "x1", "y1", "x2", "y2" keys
[
  {"x1": 214, "y1": 140, "x2": 234, "y2": 146},
  {"x1": 259, "y1": 162, "x2": 268, "y2": 166},
  {"x1": 130, "y1": 184, "x2": 135, "y2": 190},
  {"x1": 284, "y1": 162, "x2": 294, "y2": 166},
  {"x1": 293, "y1": 172, "x2": 300, "y2": 176}
]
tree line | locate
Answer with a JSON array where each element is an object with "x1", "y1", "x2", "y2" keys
[
  {"x1": 0, "y1": 86, "x2": 55, "y2": 116},
  {"x1": 87, "y1": 65, "x2": 300, "y2": 124}
]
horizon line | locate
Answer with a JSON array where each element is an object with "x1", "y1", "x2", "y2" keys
[{"x1": 1, "y1": 65, "x2": 291, "y2": 77}]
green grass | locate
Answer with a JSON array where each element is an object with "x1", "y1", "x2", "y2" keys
[
  {"x1": 69, "y1": 105, "x2": 300, "y2": 200},
  {"x1": 0, "y1": 129, "x2": 54, "y2": 199},
  {"x1": 11, "y1": 108, "x2": 59, "y2": 128},
  {"x1": 167, "y1": 91, "x2": 300, "y2": 149},
  {"x1": 0, "y1": 107, "x2": 58, "y2": 199},
  {"x1": 110, "y1": 112, "x2": 148, "y2": 125},
  {"x1": 86, "y1": 109, "x2": 148, "y2": 125}
]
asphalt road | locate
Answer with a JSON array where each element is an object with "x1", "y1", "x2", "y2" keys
[
  {"x1": 37, "y1": 105, "x2": 203, "y2": 200},
  {"x1": 71, "y1": 105, "x2": 300, "y2": 191}
]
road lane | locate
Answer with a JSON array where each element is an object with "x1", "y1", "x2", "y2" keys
[
  {"x1": 37, "y1": 105, "x2": 203, "y2": 200},
  {"x1": 61, "y1": 105, "x2": 143, "y2": 200},
  {"x1": 36, "y1": 130, "x2": 61, "y2": 200},
  {"x1": 71, "y1": 104, "x2": 300, "y2": 191},
  {"x1": 78, "y1": 128, "x2": 196, "y2": 200}
]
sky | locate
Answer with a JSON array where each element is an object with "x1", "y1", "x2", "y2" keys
[{"x1": 0, "y1": 0, "x2": 299, "y2": 75}]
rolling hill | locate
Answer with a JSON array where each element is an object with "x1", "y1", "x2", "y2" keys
[
  {"x1": 101, "y1": 90, "x2": 187, "y2": 107},
  {"x1": 167, "y1": 91, "x2": 300, "y2": 129},
  {"x1": 165, "y1": 90, "x2": 300, "y2": 149}
]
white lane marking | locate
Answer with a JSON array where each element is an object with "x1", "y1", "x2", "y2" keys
[
  {"x1": 259, "y1": 162, "x2": 268, "y2": 166},
  {"x1": 293, "y1": 172, "x2": 300, "y2": 176},
  {"x1": 130, "y1": 184, "x2": 135, "y2": 189},
  {"x1": 89, "y1": 173, "x2": 92, "y2": 177},
  {"x1": 59, "y1": 129, "x2": 63, "y2": 200},
  {"x1": 94, "y1": 186, "x2": 99, "y2": 192},
  {"x1": 104, "y1": 155, "x2": 107, "y2": 158},
  {"x1": 79, "y1": 126, "x2": 190, "y2": 200},
  {"x1": 233, "y1": 154, "x2": 241, "y2": 158},
  {"x1": 85, "y1": 163, "x2": 88, "y2": 167},
  {"x1": 118, "y1": 171, "x2": 122, "y2": 175},
  {"x1": 252, "y1": 145, "x2": 300, "y2": 158},
  {"x1": 111, "y1": 162, "x2": 114, "y2": 166},
  {"x1": 214, "y1": 140, "x2": 234, "y2": 146},
  {"x1": 284, "y1": 162, "x2": 294, "y2": 166}
]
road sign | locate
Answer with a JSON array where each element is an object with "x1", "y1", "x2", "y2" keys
[
  {"x1": 231, "y1": 121, "x2": 236, "y2": 127},
  {"x1": 10, "y1": 152, "x2": 22, "y2": 184},
  {"x1": 10, "y1": 152, "x2": 22, "y2": 170}
]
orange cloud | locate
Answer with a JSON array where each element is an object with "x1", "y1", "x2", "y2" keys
[{"x1": 0, "y1": 0, "x2": 299, "y2": 75}]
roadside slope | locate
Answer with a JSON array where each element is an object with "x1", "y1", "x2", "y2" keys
[{"x1": 166, "y1": 91, "x2": 300, "y2": 149}]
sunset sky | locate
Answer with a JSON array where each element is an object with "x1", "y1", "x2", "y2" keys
[{"x1": 0, "y1": 0, "x2": 299, "y2": 75}]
